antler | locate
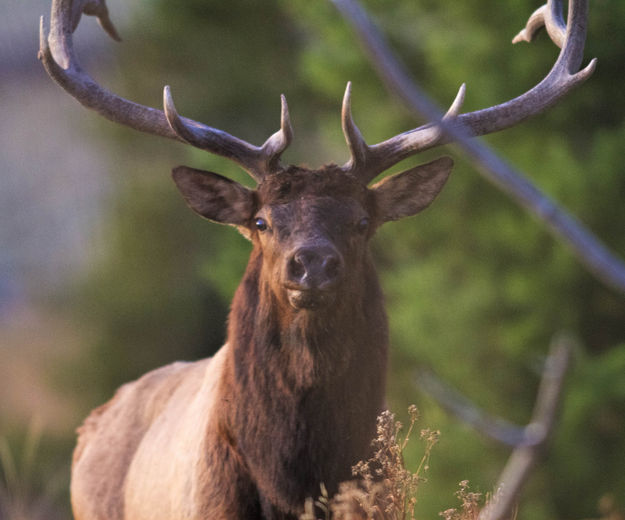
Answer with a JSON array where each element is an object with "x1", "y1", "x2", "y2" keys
[
  {"x1": 340, "y1": 0, "x2": 596, "y2": 184},
  {"x1": 38, "y1": 0, "x2": 292, "y2": 181},
  {"x1": 512, "y1": 1, "x2": 566, "y2": 48}
]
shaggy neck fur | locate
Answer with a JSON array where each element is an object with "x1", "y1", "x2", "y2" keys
[{"x1": 220, "y1": 245, "x2": 388, "y2": 518}]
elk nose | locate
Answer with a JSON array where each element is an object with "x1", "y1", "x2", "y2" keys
[{"x1": 287, "y1": 245, "x2": 344, "y2": 290}]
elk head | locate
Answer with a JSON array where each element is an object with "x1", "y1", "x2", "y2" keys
[{"x1": 169, "y1": 84, "x2": 453, "y2": 313}]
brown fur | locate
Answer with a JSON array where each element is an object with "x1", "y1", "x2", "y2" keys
[{"x1": 70, "y1": 158, "x2": 452, "y2": 520}]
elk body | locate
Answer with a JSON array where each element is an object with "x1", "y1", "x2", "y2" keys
[
  {"x1": 38, "y1": 0, "x2": 594, "y2": 519},
  {"x1": 69, "y1": 156, "x2": 453, "y2": 520}
]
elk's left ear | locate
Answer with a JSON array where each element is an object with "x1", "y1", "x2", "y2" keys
[
  {"x1": 371, "y1": 156, "x2": 453, "y2": 222},
  {"x1": 172, "y1": 165, "x2": 255, "y2": 227}
]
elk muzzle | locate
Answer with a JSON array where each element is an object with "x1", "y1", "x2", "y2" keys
[{"x1": 284, "y1": 244, "x2": 344, "y2": 310}]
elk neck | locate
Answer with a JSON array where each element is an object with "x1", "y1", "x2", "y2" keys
[{"x1": 219, "y1": 243, "x2": 389, "y2": 514}]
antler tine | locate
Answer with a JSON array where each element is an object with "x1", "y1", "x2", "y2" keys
[
  {"x1": 39, "y1": 0, "x2": 290, "y2": 181},
  {"x1": 164, "y1": 87, "x2": 292, "y2": 181},
  {"x1": 513, "y1": 0, "x2": 566, "y2": 49},
  {"x1": 403, "y1": 81, "x2": 466, "y2": 153},
  {"x1": 76, "y1": 0, "x2": 121, "y2": 41},
  {"x1": 341, "y1": 81, "x2": 370, "y2": 178},
  {"x1": 260, "y1": 95, "x2": 294, "y2": 172},
  {"x1": 338, "y1": 0, "x2": 596, "y2": 183},
  {"x1": 341, "y1": 82, "x2": 466, "y2": 184}
]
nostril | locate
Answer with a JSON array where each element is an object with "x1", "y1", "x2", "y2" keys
[
  {"x1": 288, "y1": 255, "x2": 306, "y2": 281},
  {"x1": 323, "y1": 255, "x2": 341, "y2": 281}
]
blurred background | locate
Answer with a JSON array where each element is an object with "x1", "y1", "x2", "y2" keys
[{"x1": 1, "y1": 0, "x2": 624, "y2": 518}]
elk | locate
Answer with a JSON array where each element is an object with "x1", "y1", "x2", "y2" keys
[{"x1": 39, "y1": 0, "x2": 594, "y2": 518}]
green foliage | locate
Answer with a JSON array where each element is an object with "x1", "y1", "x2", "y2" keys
[
  {"x1": 552, "y1": 344, "x2": 625, "y2": 517},
  {"x1": 0, "y1": 419, "x2": 71, "y2": 520}
]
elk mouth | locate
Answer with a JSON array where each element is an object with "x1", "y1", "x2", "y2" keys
[{"x1": 286, "y1": 288, "x2": 335, "y2": 311}]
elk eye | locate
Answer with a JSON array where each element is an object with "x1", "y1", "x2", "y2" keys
[
  {"x1": 254, "y1": 217, "x2": 268, "y2": 231},
  {"x1": 357, "y1": 217, "x2": 370, "y2": 233}
]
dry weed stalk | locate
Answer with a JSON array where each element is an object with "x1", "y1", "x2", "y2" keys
[
  {"x1": 302, "y1": 406, "x2": 440, "y2": 520},
  {"x1": 439, "y1": 481, "x2": 485, "y2": 520}
]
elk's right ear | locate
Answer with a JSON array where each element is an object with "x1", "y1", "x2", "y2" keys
[{"x1": 172, "y1": 166, "x2": 255, "y2": 226}]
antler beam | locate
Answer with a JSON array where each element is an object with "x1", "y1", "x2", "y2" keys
[
  {"x1": 38, "y1": 0, "x2": 291, "y2": 181},
  {"x1": 335, "y1": 0, "x2": 625, "y2": 296},
  {"x1": 335, "y1": 0, "x2": 596, "y2": 182}
]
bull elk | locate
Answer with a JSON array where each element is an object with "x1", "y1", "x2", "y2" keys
[{"x1": 38, "y1": 0, "x2": 594, "y2": 518}]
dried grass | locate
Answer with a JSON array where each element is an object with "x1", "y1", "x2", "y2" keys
[{"x1": 301, "y1": 405, "x2": 444, "y2": 520}]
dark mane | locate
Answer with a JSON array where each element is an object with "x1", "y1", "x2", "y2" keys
[{"x1": 224, "y1": 242, "x2": 388, "y2": 517}]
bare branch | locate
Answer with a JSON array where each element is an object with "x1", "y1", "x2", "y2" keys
[
  {"x1": 416, "y1": 369, "x2": 540, "y2": 448},
  {"x1": 418, "y1": 335, "x2": 573, "y2": 520},
  {"x1": 478, "y1": 335, "x2": 573, "y2": 520},
  {"x1": 331, "y1": 0, "x2": 625, "y2": 296}
]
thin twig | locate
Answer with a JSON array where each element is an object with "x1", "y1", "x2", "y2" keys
[{"x1": 331, "y1": 0, "x2": 625, "y2": 296}]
